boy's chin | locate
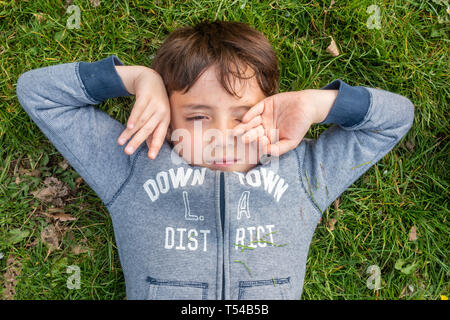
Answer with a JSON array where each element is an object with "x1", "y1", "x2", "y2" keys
[{"x1": 202, "y1": 161, "x2": 258, "y2": 173}]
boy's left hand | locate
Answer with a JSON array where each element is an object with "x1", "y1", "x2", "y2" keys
[{"x1": 232, "y1": 89, "x2": 338, "y2": 157}]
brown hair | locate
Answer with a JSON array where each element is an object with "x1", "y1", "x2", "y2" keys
[{"x1": 150, "y1": 20, "x2": 280, "y2": 99}]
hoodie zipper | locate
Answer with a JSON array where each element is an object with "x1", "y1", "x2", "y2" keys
[{"x1": 219, "y1": 171, "x2": 225, "y2": 300}]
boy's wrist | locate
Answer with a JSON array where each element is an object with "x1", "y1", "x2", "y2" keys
[
  {"x1": 114, "y1": 65, "x2": 148, "y2": 95},
  {"x1": 309, "y1": 89, "x2": 339, "y2": 124}
]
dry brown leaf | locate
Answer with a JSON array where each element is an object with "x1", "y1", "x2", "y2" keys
[
  {"x1": 40, "y1": 224, "x2": 61, "y2": 252},
  {"x1": 327, "y1": 218, "x2": 337, "y2": 231},
  {"x1": 408, "y1": 225, "x2": 418, "y2": 241},
  {"x1": 25, "y1": 237, "x2": 39, "y2": 248},
  {"x1": 326, "y1": 37, "x2": 340, "y2": 57},
  {"x1": 2, "y1": 255, "x2": 22, "y2": 300},
  {"x1": 32, "y1": 13, "x2": 45, "y2": 23},
  {"x1": 333, "y1": 197, "x2": 343, "y2": 217},
  {"x1": 31, "y1": 176, "x2": 70, "y2": 207},
  {"x1": 58, "y1": 159, "x2": 69, "y2": 170},
  {"x1": 399, "y1": 285, "x2": 407, "y2": 298},
  {"x1": 75, "y1": 177, "x2": 83, "y2": 189},
  {"x1": 72, "y1": 244, "x2": 90, "y2": 255},
  {"x1": 89, "y1": 0, "x2": 101, "y2": 7},
  {"x1": 405, "y1": 140, "x2": 415, "y2": 152},
  {"x1": 53, "y1": 212, "x2": 76, "y2": 222},
  {"x1": 46, "y1": 208, "x2": 77, "y2": 222}
]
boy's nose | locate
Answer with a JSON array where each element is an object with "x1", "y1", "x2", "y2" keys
[{"x1": 215, "y1": 121, "x2": 238, "y2": 146}]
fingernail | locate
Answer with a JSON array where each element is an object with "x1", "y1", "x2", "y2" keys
[
  {"x1": 119, "y1": 138, "x2": 126, "y2": 145},
  {"x1": 125, "y1": 146, "x2": 134, "y2": 153}
]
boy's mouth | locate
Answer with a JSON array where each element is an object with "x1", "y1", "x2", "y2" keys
[{"x1": 207, "y1": 158, "x2": 240, "y2": 166}]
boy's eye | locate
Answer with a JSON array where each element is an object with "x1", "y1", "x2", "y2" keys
[
  {"x1": 187, "y1": 116, "x2": 207, "y2": 121},
  {"x1": 186, "y1": 117, "x2": 242, "y2": 122}
]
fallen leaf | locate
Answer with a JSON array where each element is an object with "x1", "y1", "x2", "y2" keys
[
  {"x1": 89, "y1": 0, "x2": 101, "y2": 7},
  {"x1": 333, "y1": 197, "x2": 343, "y2": 217},
  {"x1": 18, "y1": 167, "x2": 40, "y2": 177},
  {"x1": 326, "y1": 37, "x2": 340, "y2": 57},
  {"x1": 47, "y1": 208, "x2": 77, "y2": 222},
  {"x1": 71, "y1": 244, "x2": 90, "y2": 255},
  {"x1": 24, "y1": 237, "x2": 39, "y2": 248},
  {"x1": 75, "y1": 177, "x2": 83, "y2": 189},
  {"x1": 6, "y1": 229, "x2": 30, "y2": 245},
  {"x1": 395, "y1": 259, "x2": 418, "y2": 275},
  {"x1": 32, "y1": 13, "x2": 45, "y2": 23},
  {"x1": 40, "y1": 224, "x2": 61, "y2": 253},
  {"x1": 327, "y1": 218, "x2": 337, "y2": 231},
  {"x1": 58, "y1": 159, "x2": 69, "y2": 170},
  {"x1": 405, "y1": 140, "x2": 415, "y2": 152},
  {"x1": 409, "y1": 225, "x2": 418, "y2": 241},
  {"x1": 399, "y1": 286, "x2": 407, "y2": 298},
  {"x1": 53, "y1": 212, "x2": 76, "y2": 222},
  {"x1": 31, "y1": 176, "x2": 70, "y2": 207},
  {"x1": 2, "y1": 255, "x2": 22, "y2": 300}
]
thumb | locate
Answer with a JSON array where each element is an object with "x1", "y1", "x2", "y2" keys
[{"x1": 266, "y1": 139, "x2": 298, "y2": 157}]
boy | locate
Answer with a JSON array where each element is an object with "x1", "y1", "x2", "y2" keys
[{"x1": 16, "y1": 20, "x2": 414, "y2": 300}]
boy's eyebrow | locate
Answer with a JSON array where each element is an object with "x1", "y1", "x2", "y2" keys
[{"x1": 182, "y1": 104, "x2": 253, "y2": 111}]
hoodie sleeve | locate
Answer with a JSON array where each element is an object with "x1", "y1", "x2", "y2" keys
[
  {"x1": 15, "y1": 55, "x2": 140, "y2": 207},
  {"x1": 295, "y1": 79, "x2": 415, "y2": 216}
]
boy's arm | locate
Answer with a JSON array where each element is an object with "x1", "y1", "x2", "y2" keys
[
  {"x1": 16, "y1": 55, "x2": 141, "y2": 207},
  {"x1": 295, "y1": 79, "x2": 415, "y2": 216}
]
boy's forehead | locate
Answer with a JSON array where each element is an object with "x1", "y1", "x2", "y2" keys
[{"x1": 171, "y1": 65, "x2": 263, "y2": 108}]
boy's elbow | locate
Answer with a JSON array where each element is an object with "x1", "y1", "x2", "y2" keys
[
  {"x1": 16, "y1": 70, "x2": 39, "y2": 108},
  {"x1": 16, "y1": 71, "x2": 32, "y2": 101},
  {"x1": 405, "y1": 98, "x2": 415, "y2": 129}
]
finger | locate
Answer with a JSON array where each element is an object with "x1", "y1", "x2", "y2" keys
[
  {"x1": 232, "y1": 115, "x2": 262, "y2": 136},
  {"x1": 241, "y1": 125, "x2": 265, "y2": 144},
  {"x1": 257, "y1": 135, "x2": 270, "y2": 156},
  {"x1": 147, "y1": 121, "x2": 169, "y2": 159},
  {"x1": 126, "y1": 95, "x2": 152, "y2": 130},
  {"x1": 145, "y1": 132, "x2": 154, "y2": 158},
  {"x1": 241, "y1": 99, "x2": 266, "y2": 123},
  {"x1": 118, "y1": 101, "x2": 156, "y2": 145},
  {"x1": 124, "y1": 114, "x2": 161, "y2": 155},
  {"x1": 266, "y1": 139, "x2": 297, "y2": 157}
]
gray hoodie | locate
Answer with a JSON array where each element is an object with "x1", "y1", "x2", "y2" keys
[{"x1": 16, "y1": 55, "x2": 414, "y2": 300}]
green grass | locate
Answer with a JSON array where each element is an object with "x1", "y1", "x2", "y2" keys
[{"x1": 0, "y1": 0, "x2": 448, "y2": 299}]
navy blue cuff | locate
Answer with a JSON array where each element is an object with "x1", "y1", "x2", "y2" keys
[
  {"x1": 319, "y1": 79, "x2": 371, "y2": 127},
  {"x1": 78, "y1": 55, "x2": 132, "y2": 102}
]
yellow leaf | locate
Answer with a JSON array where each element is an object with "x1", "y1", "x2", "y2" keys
[{"x1": 326, "y1": 37, "x2": 340, "y2": 57}]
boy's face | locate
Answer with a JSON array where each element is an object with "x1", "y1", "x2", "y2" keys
[{"x1": 167, "y1": 64, "x2": 267, "y2": 173}]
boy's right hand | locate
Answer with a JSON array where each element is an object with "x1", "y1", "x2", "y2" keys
[{"x1": 115, "y1": 66, "x2": 171, "y2": 159}]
